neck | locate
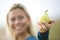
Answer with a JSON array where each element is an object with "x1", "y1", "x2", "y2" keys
[{"x1": 14, "y1": 31, "x2": 31, "y2": 40}]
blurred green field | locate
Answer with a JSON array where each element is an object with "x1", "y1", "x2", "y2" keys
[{"x1": 49, "y1": 19, "x2": 60, "y2": 40}]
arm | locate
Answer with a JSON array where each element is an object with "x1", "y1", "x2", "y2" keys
[
  {"x1": 38, "y1": 31, "x2": 49, "y2": 40},
  {"x1": 37, "y1": 20, "x2": 55, "y2": 40}
]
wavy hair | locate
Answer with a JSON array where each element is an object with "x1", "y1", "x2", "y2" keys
[{"x1": 6, "y1": 3, "x2": 36, "y2": 40}]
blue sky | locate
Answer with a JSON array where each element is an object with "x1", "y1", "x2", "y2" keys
[{"x1": 0, "y1": 0, "x2": 60, "y2": 27}]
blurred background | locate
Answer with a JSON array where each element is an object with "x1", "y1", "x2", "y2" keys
[{"x1": 0, "y1": 0, "x2": 60, "y2": 40}]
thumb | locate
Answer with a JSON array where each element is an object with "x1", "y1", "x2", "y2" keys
[{"x1": 49, "y1": 20, "x2": 55, "y2": 24}]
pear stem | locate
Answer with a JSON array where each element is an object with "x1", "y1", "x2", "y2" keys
[{"x1": 45, "y1": 10, "x2": 48, "y2": 13}]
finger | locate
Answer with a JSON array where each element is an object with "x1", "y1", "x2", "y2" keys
[
  {"x1": 43, "y1": 22, "x2": 51, "y2": 29},
  {"x1": 37, "y1": 22, "x2": 42, "y2": 29},
  {"x1": 38, "y1": 23, "x2": 48, "y2": 33},
  {"x1": 38, "y1": 22, "x2": 49, "y2": 31},
  {"x1": 40, "y1": 27, "x2": 48, "y2": 33},
  {"x1": 40, "y1": 26, "x2": 46, "y2": 33},
  {"x1": 41, "y1": 24, "x2": 48, "y2": 31},
  {"x1": 38, "y1": 23, "x2": 45, "y2": 33},
  {"x1": 49, "y1": 20, "x2": 55, "y2": 24},
  {"x1": 37, "y1": 22, "x2": 43, "y2": 26}
]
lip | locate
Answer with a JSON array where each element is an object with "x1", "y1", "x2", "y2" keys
[
  {"x1": 14, "y1": 26, "x2": 23, "y2": 34},
  {"x1": 13, "y1": 24, "x2": 25, "y2": 34},
  {"x1": 15, "y1": 26, "x2": 22, "y2": 30},
  {"x1": 14, "y1": 24, "x2": 24, "y2": 31}
]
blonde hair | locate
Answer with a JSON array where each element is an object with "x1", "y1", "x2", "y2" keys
[{"x1": 6, "y1": 3, "x2": 36, "y2": 40}]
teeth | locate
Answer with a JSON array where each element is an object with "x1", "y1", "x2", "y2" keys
[
  {"x1": 16, "y1": 26, "x2": 22, "y2": 30},
  {"x1": 15, "y1": 24, "x2": 24, "y2": 30}
]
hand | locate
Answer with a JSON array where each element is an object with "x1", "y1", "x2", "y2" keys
[{"x1": 38, "y1": 20, "x2": 55, "y2": 33}]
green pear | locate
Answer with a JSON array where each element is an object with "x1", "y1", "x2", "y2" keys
[{"x1": 39, "y1": 10, "x2": 50, "y2": 23}]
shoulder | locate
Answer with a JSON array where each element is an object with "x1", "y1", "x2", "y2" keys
[{"x1": 26, "y1": 36, "x2": 37, "y2": 40}]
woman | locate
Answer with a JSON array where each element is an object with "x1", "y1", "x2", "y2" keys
[{"x1": 6, "y1": 3, "x2": 55, "y2": 40}]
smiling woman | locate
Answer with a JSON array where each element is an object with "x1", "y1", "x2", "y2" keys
[
  {"x1": 6, "y1": 4, "x2": 37, "y2": 40},
  {"x1": 6, "y1": 3, "x2": 55, "y2": 40}
]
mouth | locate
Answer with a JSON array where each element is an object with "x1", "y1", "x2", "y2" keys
[
  {"x1": 14, "y1": 24, "x2": 24, "y2": 33},
  {"x1": 12, "y1": 23, "x2": 28, "y2": 34},
  {"x1": 16, "y1": 26, "x2": 22, "y2": 30}
]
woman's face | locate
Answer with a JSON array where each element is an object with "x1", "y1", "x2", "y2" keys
[{"x1": 8, "y1": 8, "x2": 30, "y2": 35}]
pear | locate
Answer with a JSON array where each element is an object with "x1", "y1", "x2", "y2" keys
[{"x1": 39, "y1": 10, "x2": 50, "y2": 23}]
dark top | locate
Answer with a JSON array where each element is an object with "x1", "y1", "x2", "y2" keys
[
  {"x1": 38, "y1": 31, "x2": 49, "y2": 40},
  {"x1": 26, "y1": 31, "x2": 49, "y2": 40}
]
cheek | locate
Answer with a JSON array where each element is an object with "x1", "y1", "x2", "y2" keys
[
  {"x1": 22, "y1": 18, "x2": 29, "y2": 25},
  {"x1": 22, "y1": 18, "x2": 30, "y2": 29},
  {"x1": 8, "y1": 20, "x2": 15, "y2": 30}
]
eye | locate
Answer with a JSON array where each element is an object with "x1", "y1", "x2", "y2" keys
[
  {"x1": 18, "y1": 16, "x2": 24, "y2": 20},
  {"x1": 11, "y1": 18, "x2": 15, "y2": 22}
]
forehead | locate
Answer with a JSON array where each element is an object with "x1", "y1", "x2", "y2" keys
[{"x1": 9, "y1": 8, "x2": 26, "y2": 18}]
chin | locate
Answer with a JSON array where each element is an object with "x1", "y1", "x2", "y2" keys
[{"x1": 15, "y1": 30, "x2": 24, "y2": 35}]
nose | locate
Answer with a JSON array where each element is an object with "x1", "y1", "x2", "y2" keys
[{"x1": 15, "y1": 19, "x2": 20, "y2": 25}]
